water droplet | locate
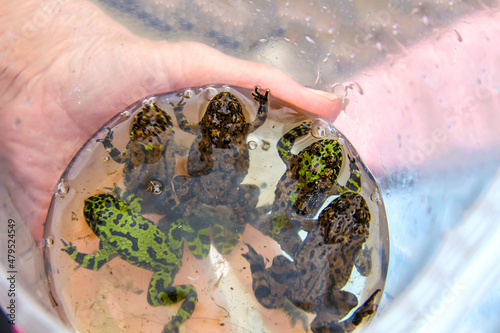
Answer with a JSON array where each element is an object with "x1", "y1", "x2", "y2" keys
[
  {"x1": 311, "y1": 118, "x2": 331, "y2": 138},
  {"x1": 183, "y1": 89, "x2": 194, "y2": 98},
  {"x1": 45, "y1": 236, "x2": 54, "y2": 247},
  {"x1": 147, "y1": 180, "x2": 164, "y2": 195},
  {"x1": 305, "y1": 35, "x2": 315, "y2": 44},
  {"x1": 120, "y1": 110, "x2": 130, "y2": 118},
  {"x1": 371, "y1": 190, "x2": 382, "y2": 205},
  {"x1": 247, "y1": 140, "x2": 258, "y2": 150},
  {"x1": 205, "y1": 87, "x2": 218, "y2": 100},
  {"x1": 142, "y1": 96, "x2": 156, "y2": 105},
  {"x1": 56, "y1": 180, "x2": 69, "y2": 197}
]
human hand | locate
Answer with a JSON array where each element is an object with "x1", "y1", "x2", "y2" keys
[{"x1": 0, "y1": 0, "x2": 343, "y2": 241}]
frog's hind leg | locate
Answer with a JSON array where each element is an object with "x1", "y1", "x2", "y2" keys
[
  {"x1": 335, "y1": 289, "x2": 381, "y2": 332},
  {"x1": 212, "y1": 222, "x2": 244, "y2": 255},
  {"x1": 182, "y1": 217, "x2": 211, "y2": 260},
  {"x1": 277, "y1": 121, "x2": 313, "y2": 164},
  {"x1": 310, "y1": 289, "x2": 379, "y2": 333},
  {"x1": 213, "y1": 184, "x2": 260, "y2": 255},
  {"x1": 332, "y1": 154, "x2": 362, "y2": 195},
  {"x1": 147, "y1": 270, "x2": 198, "y2": 333},
  {"x1": 282, "y1": 300, "x2": 309, "y2": 332}
]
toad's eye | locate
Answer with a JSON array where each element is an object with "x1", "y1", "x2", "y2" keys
[
  {"x1": 139, "y1": 115, "x2": 150, "y2": 125},
  {"x1": 355, "y1": 209, "x2": 370, "y2": 223}
]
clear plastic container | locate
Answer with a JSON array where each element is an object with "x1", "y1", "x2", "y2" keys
[{"x1": 1, "y1": 1, "x2": 500, "y2": 332}]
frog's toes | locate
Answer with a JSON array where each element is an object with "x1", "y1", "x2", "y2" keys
[
  {"x1": 96, "y1": 127, "x2": 113, "y2": 143},
  {"x1": 241, "y1": 243, "x2": 263, "y2": 265},
  {"x1": 60, "y1": 239, "x2": 76, "y2": 253},
  {"x1": 169, "y1": 98, "x2": 186, "y2": 112},
  {"x1": 252, "y1": 86, "x2": 270, "y2": 103},
  {"x1": 283, "y1": 301, "x2": 309, "y2": 331},
  {"x1": 351, "y1": 289, "x2": 381, "y2": 326}
]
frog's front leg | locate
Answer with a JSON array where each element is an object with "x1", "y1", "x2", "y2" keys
[
  {"x1": 261, "y1": 213, "x2": 303, "y2": 256},
  {"x1": 248, "y1": 86, "x2": 270, "y2": 132},
  {"x1": 326, "y1": 154, "x2": 362, "y2": 195},
  {"x1": 60, "y1": 239, "x2": 115, "y2": 270},
  {"x1": 109, "y1": 185, "x2": 143, "y2": 214},
  {"x1": 170, "y1": 98, "x2": 198, "y2": 135},
  {"x1": 277, "y1": 121, "x2": 313, "y2": 164},
  {"x1": 147, "y1": 269, "x2": 198, "y2": 333},
  {"x1": 96, "y1": 127, "x2": 130, "y2": 164}
]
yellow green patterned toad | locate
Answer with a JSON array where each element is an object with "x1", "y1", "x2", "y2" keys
[
  {"x1": 257, "y1": 120, "x2": 362, "y2": 255},
  {"x1": 61, "y1": 192, "x2": 196, "y2": 333}
]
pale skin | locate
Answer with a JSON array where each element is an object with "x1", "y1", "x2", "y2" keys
[{"x1": 0, "y1": 0, "x2": 343, "y2": 242}]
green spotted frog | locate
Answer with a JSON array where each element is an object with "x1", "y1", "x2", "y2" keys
[
  {"x1": 257, "y1": 120, "x2": 362, "y2": 255},
  {"x1": 61, "y1": 193, "x2": 196, "y2": 333},
  {"x1": 97, "y1": 101, "x2": 179, "y2": 214},
  {"x1": 170, "y1": 87, "x2": 269, "y2": 259},
  {"x1": 243, "y1": 192, "x2": 380, "y2": 332}
]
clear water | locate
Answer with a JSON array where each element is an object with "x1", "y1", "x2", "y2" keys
[{"x1": 43, "y1": 86, "x2": 389, "y2": 332}]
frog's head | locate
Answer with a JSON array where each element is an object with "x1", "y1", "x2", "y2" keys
[
  {"x1": 320, "y1": 192, "x2": 370, "y2": 245},
  {"x1": 130, "y1": 102, "x2": 174, "y2": 149},
  {"x1": 201, "y1": 91, "x2": 247, "y2": 147},
  {"x1": 295, "y1": 140, "x2": 343, "y2": 190},
  {"x1": 83, "y1": 194, "x2": 121, "y2": 235}
]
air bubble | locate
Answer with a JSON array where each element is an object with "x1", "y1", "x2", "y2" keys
[
  {"x1": 305, "y1": 35, "x2": 315, "y2": 44},
  {"x1": 183, "y1": 89, "x2": 194, "y2": 98},
  {"x1": 311, "y1": 118, "x2": 331, "y2": 138},
  {"x1": 103, "y1": 156, "x2": 110, "y2": 162},
  {"x1": 56, "y1": 180, "x2": 69, "y2": 197},
  {"x1": 147, "y1": 180, "x2": 164, "y2": 195},
  {"x1": 45, "y1": 236, "x2": 54, "y2": 247},
  {"x1": 371, "y1": 190, "x2": 382, "y2": 205},
  {"x1": 142, "y1": 97, "x2": 156, "y2": 105},
  {"x1": 120, "y1": 110, "x2": 130, "y2": 118},
  {"x1": 205, "y1": 87, "x2": 218, "y2": 100},
  {"x1": 248, "y1": 140, "x2": 258, "y2": 150}
]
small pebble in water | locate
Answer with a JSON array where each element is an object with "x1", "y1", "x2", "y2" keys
[
  {"x1": 261, "y1": 140, "x2": 271, "y2": 151},
  {"x1": 56, "y1": 180, "x2": 69, "y2": 197},
  {"x1": 147, "y1": 180, "x2": 164, "y2": 195}
]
